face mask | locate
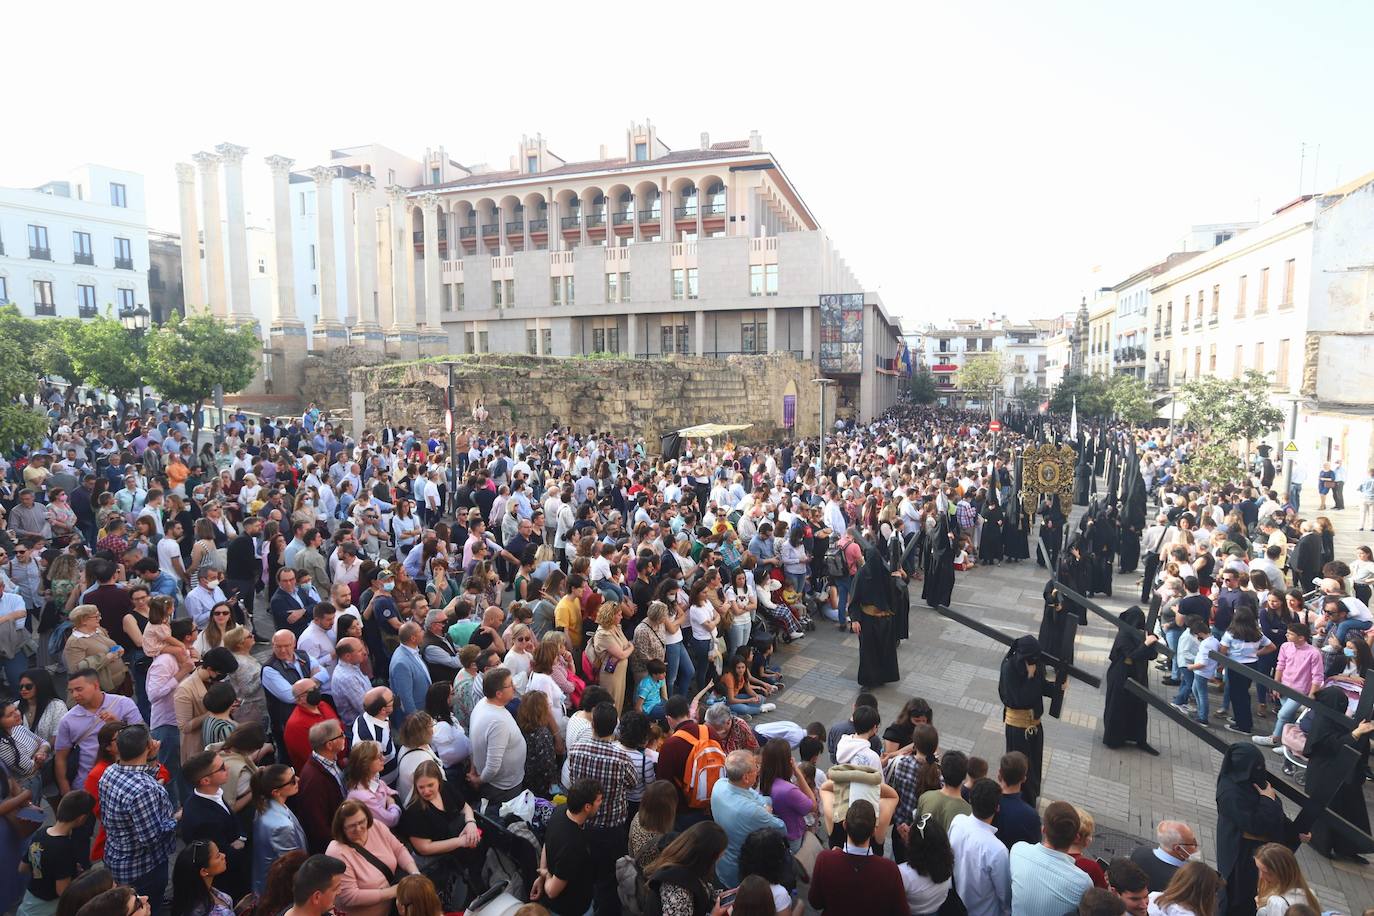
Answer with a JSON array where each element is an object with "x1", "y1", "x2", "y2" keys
[
  {"x1": 1345, "y1": 647, "x2": 1357, "y2": 658},
  {"x1": 1187, "y1": 850, "x2": 1205, "y2": 863},
  {"x1": 305, "y1": 687, "x2": 323, "y2": 706},
  {"x1": 382, "y1": 581, "x2": 395, "y2": 592}
]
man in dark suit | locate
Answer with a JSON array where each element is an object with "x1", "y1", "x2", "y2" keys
[
  {"x1": 1128, "y1": 820, "x2": 1199, "y2": 892},
  {"x1": 269, "y1": 567, "x2": 312, "y2": 637},
  {"x1": 289, "y1": 719, "x2": 347, "y2": 854},
  {"x1": 224, "y1": 514, "x2": 264, "y2": 634},
  {"x1": 181, "y1": 750, "x2": 250, "y2": 901}
]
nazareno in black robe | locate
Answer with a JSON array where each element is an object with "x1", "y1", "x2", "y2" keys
[
  {"x1": 921, "y1": 512, "x2": 956, "y2": 608},
  {"x1": 998, "y1": 635, "x2": 1059, "y2": 806},
  {"x1": 1302, "y1": 686, "x2": 1374, "y2": 858},
  {"x1": 1037, "y1": 578, "x2": 1078, "y2": 672},
  {"x1": 1101, "y1": 606, "x2": 1158, "y2": 749},
  {"x1": 886, "y1": 529, "x2": 912, "y2": 641},
  {"x1": 1215, "y1": 743, "x2": 1299, "y2": 916},
  {"x1": 850, "y1": 539, "x2": 901, "y2": 689}
]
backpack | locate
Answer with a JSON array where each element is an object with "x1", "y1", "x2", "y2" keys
[
  {"x1": 678, "y1": 724, "x2": 725, "y2": 810},
  {"x1": 821, "y1": 548, "x2": 847, "y2": 580},
  {"x1": 615, "y1": 855, "x2": 650, "y2": 916}
]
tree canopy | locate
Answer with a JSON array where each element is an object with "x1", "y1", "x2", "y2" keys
[
  {"x1": 1178, "y1": 371, "x2": 1284, "y2": 444},
  {"x1": 956, "y1": 353, "x2": 1006, "y2": 403},
  {"x1": 142, "y1": 312, "x2": 260, "y2": 436},
  {"x1": 907, "y1": 366, "x2": 938, "y2": 404}
]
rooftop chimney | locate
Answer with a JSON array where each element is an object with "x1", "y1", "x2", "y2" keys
[
  {"x1": 599, "y1": 144, "x2": 608, "y2": 159},
  {"x1": 749, "y1": 130, "x2": 762, "y2": 152},
  {"x1": 700, "y1": 132, "x2": 710, "y2": 150}
]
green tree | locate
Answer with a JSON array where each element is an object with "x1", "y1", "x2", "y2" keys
[
  {"x1": 1050, "y1": 373, "x2": 1112, "y2": 417},
  {"x1": 1178, "y1": 370, "x2": 1284, "y2": 452},
  {"x1": 142, "y1": 312, "x2": 260, "y2": 441},
  {"x1": 956, "y1": 353, "x2": 1006, "y2": 408},
  {"x1": 1176, "y1": 440, "x2": 1248, "y2": 488},
  {"x1": 1013, "y1": 385, "x2": 1045, "y2": 413},
  {"x1": 65, "y1": 312, "x2": 147, "y2": 412},
  {"x1": 1107, "y1": 374, "x2": 1155, "y2": 425},
  {"x1": 907, "y1": 366, "x2": 939, "y2": 404},
  {"x1": 0, "y1": 307, "x2": 49, "y2": 451},
  {"x1": 32, "y1": 318, "x2": 81, "y2": 383}
]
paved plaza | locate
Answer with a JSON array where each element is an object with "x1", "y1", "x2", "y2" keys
[{"x1": 765, "y1": 497, "x2": 1374, "y2": 914}]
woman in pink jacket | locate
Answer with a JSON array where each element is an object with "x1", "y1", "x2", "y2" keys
[{"x1": 325, "y1": 800, "x2": 418, "y2": 916}]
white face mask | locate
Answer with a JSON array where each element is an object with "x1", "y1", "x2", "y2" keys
[{"x1": 1186, "y1": 850, "x2": 1204, "y2": 863}]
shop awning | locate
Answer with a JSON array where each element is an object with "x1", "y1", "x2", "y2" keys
[{"x1": 677, "y1": 423, "x2": 753, "y2": 438}]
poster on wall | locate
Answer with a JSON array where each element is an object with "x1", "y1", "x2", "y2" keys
[{"x1": 819, "y1": 293, "x2": 864, "y2": 373}]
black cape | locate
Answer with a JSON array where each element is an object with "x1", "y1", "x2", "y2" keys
[
  {"x1": 1303, "y1": 685, "x2": 1373, "y2": 857},
  {"x1": 1101, "y1": 606, "x2": 1157, "y2": 747},
  {"x1": 1215, "y1": 743, "x2": 1298, "y2": 916},
  {"x1": 850, "y1": 540, "x2": 900, "y2": 688},
  {"x1": 921, "y1": 513, "x2": 957, "y2": 608}
]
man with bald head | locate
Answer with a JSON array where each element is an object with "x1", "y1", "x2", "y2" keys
[
  {"x1": 1128, "y1": 820, "x2": 1199, "y2": 891},
  {"x1": 349, "y1": 686, "x2": 399, "y2": 785},
  {"x1": 331, "y1": 636, "x2": 371, "y2": 731},
  {"x1": 283, "y1": 677, "x2": 343, "y2": 771},
  {"x1": 262, "y1": 629, "x2": 330, "y2": 754},
  {"x1": 389, "y1": 621, "x2": 431, "y2": 728}
]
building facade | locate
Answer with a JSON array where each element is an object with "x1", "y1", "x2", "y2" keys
[
  {"x1": 919, "y1": 318, "x2": 1049, "y2": 408},
  {"x1": 0, "y1": 165, "x2": 149, "y2": 320},
  {"x1": 1086, "y1": 292, "x2": 1116, "y2": 378},
  {"x1": 1151, "y1": 176, "x2": 1374, "y2": 475}
]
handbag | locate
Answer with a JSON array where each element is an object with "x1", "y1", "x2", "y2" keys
[{"x1": 65, "y1": 718, "x2": 104, "y2": 786}]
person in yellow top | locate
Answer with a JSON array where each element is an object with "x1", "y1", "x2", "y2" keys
[{"x1": 555, "y1": 573, "x2": 585, "y2": 649}]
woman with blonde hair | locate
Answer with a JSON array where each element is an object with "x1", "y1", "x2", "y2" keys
[
  {"x1": 187, "y1": 517, "x2": 221, "y2": 582},
  {"x1": 222, "y1": 625, "x2": 268, "y2": 729},
  {"x1": 591, "y1": 599, "x2": 634, "y2": 709},
  {"x1": 346, "y1": 739, "x2": 402, "y2": 828},
  {"x1": 542, "y1": 630, "x2": 585, "y2": 709},
  {"x1": 1252, "y1": 843, "x2": 1318, "y2": 916},
  {"x1": 1068, "y1": 806, "x2": 1106, "y2": 888},
  {"x1": 1147, "y1": 860, "x2": 1224, "y2": 916},
  {"x1": 64, "y1": 604, "x2": 130, "y2": 694}
]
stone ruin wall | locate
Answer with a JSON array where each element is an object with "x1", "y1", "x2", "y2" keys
[{"x1": 347, "y1": 353, "x2": 821, "y2": 446}]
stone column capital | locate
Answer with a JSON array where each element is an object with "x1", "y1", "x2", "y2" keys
[
  {"x1": 192, "y1": 151, "x2": 220, "y2": 173},
  {"x1": 386, "y1": 185, "x2": 409, "y2": 202},
  {"x1": 175, "y1": 162, "x2": 196, "y2": 183},
  {"x1": 215, "y1": 142, "x2": 249, "y2": 164},
  {"x1": 264, "y1": 154, "x2": 295, "y2": 176},
  {"x1": 350, "y1": 174, "x2": 377, "y2": 194},
  {"x1": 309, "y1": 165, "x2": 336, "y2": 187},
  {"x1": 418, "y1": 191, "x2": 441, "y2": 212}
]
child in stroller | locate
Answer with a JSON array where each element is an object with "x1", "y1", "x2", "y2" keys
[
  {"x1": 1279, "y1": 679, "x2": 1361, "y2": 785},
  {"x1": 758, "y1": 577, "x2": 808, "y2": 642}
]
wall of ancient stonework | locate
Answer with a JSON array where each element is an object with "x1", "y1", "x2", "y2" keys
[
  {"x1": 349, "y1": 354, "x2": 821, "y2": 445},
  {"x1": 302, "y1": 346, "x2": 390, "y2": 411}
]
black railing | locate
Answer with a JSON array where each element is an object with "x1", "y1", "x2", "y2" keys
[
  {"x1": 34, "y1": 304, "x2": 56, "y2": 317},
  {"x1": 561, "y1": 216, "x2": 581, "y2": 229},
  {"x1": 74, "y1": 252, "x2": 94, "y2": 265},
  {"x1": 30, "y1": 247, "x2": 51, "y2": 261},
  {"x1": 528, "y1": 219, "x2": 548, "y2": 232},
  {"x1": 506, "y1": 220, "x2": 524, "y2": 233},
  {"x1": 673, "y1": 206, "x2": 698, "y2": 220},
  {"x1": 613, "y1": 211, "x2": 634, "y2": 225},
  {"x1": 413, "y1": 229, "x2": 449, "y2": 243},
  {"x1": 78, "y1": 305, "x2": 98, "y2": 318},
  {"x1": 481, "y1": 224, "x2": 499, "y2": 236},
  {"x1": 702, "y1": 202, "x2": 726, "y2": 216},
  {"x1": 114, "y1": 257, "x2": 134, "y2": 270},
  {"x1": 1209, "y1": 314, "x2": 1219, "y2": 325},
  {"x1": 1153, "y1": 328, "x2": 1161, "y2": 339},
  {"x1": 638, "y1": 209, "x2": 661, "y2": 222},
  {"x1": 459, "y1": 226, "x2": 475, "y2": 239},
  {"x1": 585, "y1": 213, "x2": 605, "y2": 228}
]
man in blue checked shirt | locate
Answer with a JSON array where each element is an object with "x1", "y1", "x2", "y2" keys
[{"x1": 99, "y1": 724, "x2": 179, "y2": 916}]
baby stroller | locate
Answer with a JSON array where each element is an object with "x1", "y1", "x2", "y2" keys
[
  {"x1": 757, "y1": 578, "x2": 807, "y2": 642},
  {"x1": 1279, "y1": 718, "x2": 1309, "y2": 787}
]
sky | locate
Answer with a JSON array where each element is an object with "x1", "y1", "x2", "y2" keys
[{"x1": 8, "y1": 0, "x2": 1374, "y2": 328}]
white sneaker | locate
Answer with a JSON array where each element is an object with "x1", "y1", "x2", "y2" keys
[
  {"x1": 1271, "y1": 744, "x2": 1286, "y2": 754},
  {"x1": 1252, "y1": 735, "x2": 1277, "y2": 746},
  {"x1": 760, "y1": 703, "x2": 776, "y2": 713}
]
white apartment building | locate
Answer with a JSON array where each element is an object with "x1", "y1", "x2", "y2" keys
[
  {"x1": 1151, "y1": 174, "x2": 1374, "y2": 474},
  {"x1": 1086, "y1": 291, "x2": 1116, "y2": 378},
  {"x1": 0, "y1": 165, "x2": 149, "y2": 319},
  {"x1": 921, "y1": 318, "x2": 1049, "y2": 408},
  {"x1": 1109, "y1": 252, "x2": 1201, "y2": 383}
]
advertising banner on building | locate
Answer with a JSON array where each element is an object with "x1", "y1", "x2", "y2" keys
[{"x1": 819, "y1": 293, "x2": 864, "y2": 373}]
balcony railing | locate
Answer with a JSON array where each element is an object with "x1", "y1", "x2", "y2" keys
[
  {"x1": 560, "y1": 216, "x2": 581, "y2": 229},
  {"x1": 34, "y1": 304, "x2": 56, "y2": 317},
  {"x1": 638, "y1": 209, "x2": 661, "y2": 222},
  {"x1": 413, "y1": 229, "x2": 448, "y2": 243},
  {"x1": 1163, "y1": 326, "x2": 1172, "y2": 337},
  {"x1": 114, "y1": 257, "x2": 134, "y2": 270},
  {"x1": 528, "y1": 219, "x2": 548, "y2": 232},
  {"x1": 481, "y1": 224, "x2": 499, "y2": 236},
  {"x1": 673, "y1": 206, "x2": 698, "y2": 220},
  {"x1": 30, "y1": 247, "x2": 51, "y2": 261},
  {"x1": 78, "y1": 305, "x2": 98, "y2": 318},
  {"x1": 702, "y1": 202, "x2": 726, "y2": 216},
  {"x1": 1149, "y1": 370, "x2": 1169, "y2": 389},
  {"x1": 612, "y1": 211, "x2": 634, "y2": 225},
  {"x1": 585, "y1": 213, "x2": 605, "y2": 228},
  {"x1": 74, "y1": 252, "x2": 94, "y2": 266},
  {"x1": 1153, "y1": 328, "x2": 1161, "y2": 339},
  {"x1": 1193, "y1": 317, "x2": 1203, "y2": 329},
  {"x1": 505, "y1": 220, "x2": 524, "y2": 234},
  {"x1": 459, "y1": 226, "x2": 476, "y2": 239},
  {"x1": 1209, "y1": 314, "x2": 1219, "y2": 325},
  {"x1": 1113, "y1": 346, "x2": 1146, "y2": 362}
]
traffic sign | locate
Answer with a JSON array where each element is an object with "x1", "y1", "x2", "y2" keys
[
  {"x1": 1283, "y1": 440, "x2": 1299, "y2": 453},
  {"x1": 989, "y1": 420, "x2": 1003, "y2": 432}
]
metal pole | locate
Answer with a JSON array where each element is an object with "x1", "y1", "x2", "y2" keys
[
  {"x1": 1283, "y1": 398, "x2": 1299, "y2": 495},
  {"x1": 446, "y1": 362, "x2": 457, "y2": 520},
  {"x1": 818, "y1": 383, "x2": 826, "y2": 477}
]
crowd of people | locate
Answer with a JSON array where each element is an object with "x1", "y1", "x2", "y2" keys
[{"x1": 0, "y1": 389, "x2": 1368, "y2": 916}]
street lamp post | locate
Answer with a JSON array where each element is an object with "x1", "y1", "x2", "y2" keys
[
  {"x1": 119, "y1": 303, "x2": 151, "y2": 415},
  {"x1": 812, "y1": 377, "x2": 835, "y2": 480}
]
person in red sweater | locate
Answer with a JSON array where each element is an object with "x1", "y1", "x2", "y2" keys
[
  {"x1": 808, "y1": 800, "x2": 907, "y2": 916},
  {"x1": 283, "y1": 679, "x2": 344, "y2": 771}
]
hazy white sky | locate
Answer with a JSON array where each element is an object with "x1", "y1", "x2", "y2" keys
[{"x1": 8, "y1": 0, "x2": 1373, "y2": 327}]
